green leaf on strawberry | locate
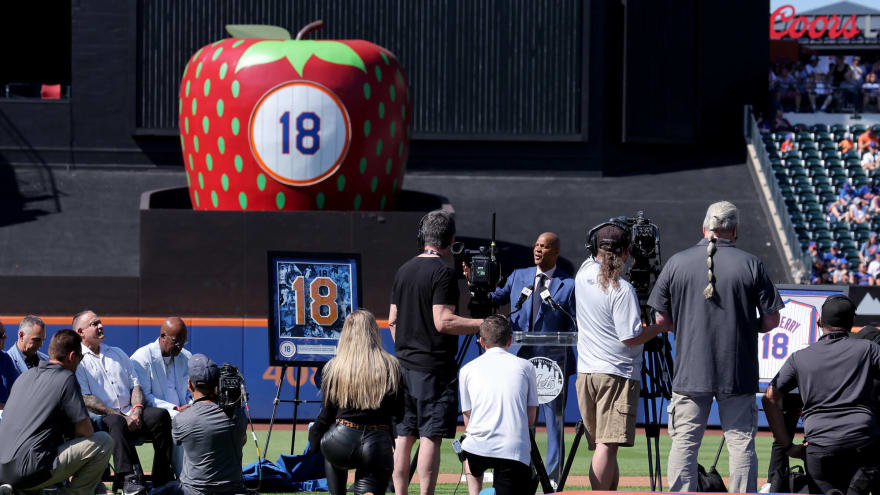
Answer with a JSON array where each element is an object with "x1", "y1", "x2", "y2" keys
[{"x1": 234, "y1": 40, "x2": 367, "y2": 75}]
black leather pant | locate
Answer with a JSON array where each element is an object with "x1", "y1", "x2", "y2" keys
[{"x1": 320, "y1": 423, "x2": 393, "y2": 495}]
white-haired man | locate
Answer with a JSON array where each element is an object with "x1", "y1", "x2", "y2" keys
[
  {"x1": 647, "y1": 201, "x2": 784, "y2": 492},
  {"x1": 6, "y1": 315, "x2": 48, "y2": 376}
]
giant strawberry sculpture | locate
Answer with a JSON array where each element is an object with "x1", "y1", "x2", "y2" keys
[{"x1": 178, "y1": 21, "x2": 410, "y2": 211}]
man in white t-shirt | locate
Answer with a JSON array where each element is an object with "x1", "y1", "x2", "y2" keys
[
  {"x1": 575, "y1": 223, "x2": 667, "y2": 490},
  {"x1": 459, "y1": 315, "x2": 538, "y2": 495},
  {"x1": 868, "y1": 251, "x2": 880, "y2": 278}
]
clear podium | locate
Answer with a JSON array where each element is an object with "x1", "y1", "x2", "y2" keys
[{"x1": 511, "y1": 331, "x2": 577, "y2": 483}]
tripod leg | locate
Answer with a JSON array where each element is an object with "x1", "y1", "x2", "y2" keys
[
  {"x1": 558, "y1": 420, "x2": 585, "y2": 492},
  {"x1": 408, "y1": 444, "x2": 419, "y2": 482},
  {"x1": 292, "y1": 367, "x2": 302, "y2": 455},
  {"x1": 530, "y1": 429, "x2": 554, "y2": 494},
  {"x1": 262, "y1": 365, "x2": 286, "y2": 461}
]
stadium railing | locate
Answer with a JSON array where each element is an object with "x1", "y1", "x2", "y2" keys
[{"x1": 744, "y1": 104, "x2": 811, "y2": 282}]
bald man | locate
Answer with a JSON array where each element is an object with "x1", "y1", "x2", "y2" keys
[
  {"x1": 130, "y1": 317, "x2": 192, "y2": 418},
  {"x1": 483, "y1": 232, "x2": 577, "y2": 486}
]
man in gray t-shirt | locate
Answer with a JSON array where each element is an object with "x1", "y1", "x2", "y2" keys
[
  {"x1": 647, "y1": 201, "x2": 783, "y2": 493},
  {"x1": 167, "y1": 354, "x2": 246, "y2": 495}
]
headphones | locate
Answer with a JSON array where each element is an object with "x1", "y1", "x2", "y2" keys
[
  {"x1": 586, "y1": 216, "x2": 631, "y2": 258},
  {"x1": 417, "y1": 213, "x2": 428, "y2": 248}
]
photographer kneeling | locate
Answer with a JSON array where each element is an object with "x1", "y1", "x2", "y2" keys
[
  {"x1": 154, "y1": 354, "x2": 248, "y2": 495},
  {"x1": 459, "y1": 315, "x2": 538, "y2": 495}
]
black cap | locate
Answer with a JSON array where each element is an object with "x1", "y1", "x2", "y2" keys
[
  {"x1": 188, "y1": 353, "x2": 219, "y2": 388},
  {"x1": 595, "y1": 225, "x2": 629, "y2": 254},
  {"x1": 821, "y1": 295, "x2": 856, "y2": 330}
]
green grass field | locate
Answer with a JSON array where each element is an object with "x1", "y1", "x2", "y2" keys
[{"x1": 134, "y1": 428, "x2": 801, "y2": 493}]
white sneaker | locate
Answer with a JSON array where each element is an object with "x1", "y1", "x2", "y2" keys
[
  {"x1": 759, "y1": 482, "x2": 772, "y2": 493},
  {"x1": 0, "y1": 484, "x2": 13, "y2": 495}
]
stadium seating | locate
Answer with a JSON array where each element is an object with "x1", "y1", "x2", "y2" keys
[{"x1": 763, "y1": 123, "x2": 878, "y2": 269}]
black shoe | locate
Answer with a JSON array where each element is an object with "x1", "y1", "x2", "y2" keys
[
  {"x1": 122, "y1": 474, "x2": 147, "y2": 495},
  {"x1": 0, "y1": 484, "x2": 13, "y2": 495}
]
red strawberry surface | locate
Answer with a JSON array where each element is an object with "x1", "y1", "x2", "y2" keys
[{"x1": 178, "y1": 37, "x2": 410, "y2": 211}]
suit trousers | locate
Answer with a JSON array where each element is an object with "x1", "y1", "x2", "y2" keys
[{"x1": 101, "y1": 407, "x2": 175, "y2": 486}]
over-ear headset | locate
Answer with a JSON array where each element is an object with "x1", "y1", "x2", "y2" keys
[
  {"x1": 417, "y1": 213, "x2": 428, "y2": 248},
  {"x1": 586, "y1": 216, "x2": 631, "y2": 258}
]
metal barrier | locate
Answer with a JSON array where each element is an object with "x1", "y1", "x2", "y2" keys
[{"x1": 744, "y1": 105, "x2": 811, "y2": 283}]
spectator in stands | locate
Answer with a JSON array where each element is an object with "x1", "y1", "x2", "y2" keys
[
  {"x1": 771, "y1": 110, "x2": 792, "y2": 132},
  {"x1": 847, "y1": 197, "x2": 871, "y2": 224},
  {"x1": 73, "y1": 310, "x2": 175, "y2": 493},
  {"x1": 756, "y1": 113, "x2": 771, "y2": 133},
  {"x1": 860, "y1": 232, "x2": 880, "y2": 264},
  {"x1": 840, "y1": 182, "x2": 857, "y2": 203},
  {"x1": 834, "y1": 261, "x2": 854, "y2": 284},
  {"x1": 840, "y1": 132, "x2": 855, "y2": 154},
  {"x1": 794, "y1": 63, "x2": 809, "y2": 112},
  {"x1": 864, "y1": 71, "x2": 880, "y2": 113},
  {"x1": 849, "y1": 56, "x2": 866, "y2": 112},
  {"x1": 862, "y1": 146, "x2": 878, "y2": 171},
  {"x1": 829, "y1": 197, "x2": 849, "y2": 222},
  {"x1": 130, "y1": 317, "x2": 192, "y2": 418},
  {"x1": 856, "y1": 263, "x2": 873, "y2": 285},
  {"x1": 869, "y1": 251, "x2": 880, "y2": 282},
  {"x1": 858, "y1": 128, "x2": 879, "y2": 156},
  {"x1": 831, "y1": 56, "x2": 851, "y2": 111},
  {"x1": 778, "y1": 68, "x2": 800, "y2": 112},
  {"x1": 808, "y1": 72, "x2": 832, "y2": 113},
  {"x1": 780, "y1": 133, "x2": 795, "y2": 153},
  {"x1": 823, "y1": 243, "x2": 846, "y2": 270},
  {"x1": 0, "y1": 324, "x2": 18, "y2": 411},
  {"x1": 6, "y1": 315, "x2": 48, "y2": 376}
]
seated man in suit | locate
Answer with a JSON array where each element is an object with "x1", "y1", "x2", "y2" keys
[
  {"x1": 470, "y1": 232, "x2": 576, "y2": 486},
  {"x1": 130, "y1": 317, "x2": 192, "y2": 418},
  {"x1": 73, "y1": 310, "x2": 175, "y2": 494},
  {"x1": 6, "y1": 315, "x2": 49, "y2": 376}
]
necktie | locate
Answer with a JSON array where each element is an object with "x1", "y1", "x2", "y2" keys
[{"x1": 530, "y1": 273, "x2": 547, "y2": 331}]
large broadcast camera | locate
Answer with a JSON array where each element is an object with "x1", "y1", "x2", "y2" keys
[
  {"x1": 217, "y1": 363, "x2": 246, "y2": 415},
  {"x1": 451, "y1": 213, "x2": 501, "y2": 318},
  {"x1": 623, "y1": 211, "x2": 661, "y2": 301}
]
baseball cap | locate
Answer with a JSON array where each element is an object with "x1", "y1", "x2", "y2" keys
[
  {"x1": 188, "y1": 353, "x2": 219, "y2": 388},
  {"x1": 595, "y1": 225, "x2": 630, "y2": 254},
  {"x1": 832, "y1": 241, "x2": 840, "y2": 249},
  {"x1": 821, "y1": 295, "x2": 856, "y2": 329}
]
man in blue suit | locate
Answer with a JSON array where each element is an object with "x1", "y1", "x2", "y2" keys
[{"x1": 487, "y1": 232, "x2": 576, "y2": 486}]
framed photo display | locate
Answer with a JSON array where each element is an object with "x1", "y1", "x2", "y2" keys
[{"x1": 267, "y1": 251, "x2": 362, "y2": 366}]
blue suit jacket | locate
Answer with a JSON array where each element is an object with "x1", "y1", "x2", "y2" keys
[{"x1": 490, "y1": 266, "x2": 577, "y2": 374}]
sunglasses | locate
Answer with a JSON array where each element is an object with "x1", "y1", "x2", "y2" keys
[{"x1": 161, "y1": 334, "x2": 188, "y2": 348}]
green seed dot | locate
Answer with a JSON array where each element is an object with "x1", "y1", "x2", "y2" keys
[
  {"x1": 376, "y1": 139, "x2": 383, "y2": 156},
  {"x1": 363, "y1": 120, "x2": 371, "y2": 137},
  {"x1": 218, "y1": 136, "x2": 226, "y2": 154},
  {"x1": 185, "y1": 80, "x2": 191, "y2": 97},
  {"x1": 275, "y1": 191, "x2": 285, "y2": 209},
  {"x1": 219, "y1": 62, "x2": 228, "y2": 80},
  {"x1": 211, "y1": 190, "x2": 219, "y2": 208},
  {"x1": 198, "y1": 172, "x2": 204, "y2": 189},
  {"x1": 233, "y1": 40, "x2": 244, "y2": 48},
  {"x1": 392, "y1": 179, "x2": 398, "y2": 192},
  {"x1": 316, "y1": 193, "x2": 325, "y2": 209},
  {"x1": 257, "y1": 173, "x2": 266, "y2": 191},
  {"x1": 231, "y1": 80, "x2": 240, "y2": 98},
  {"x1": 337, "y1": 175, "x2": 346, "y2": 192},
  {"x1": 399, "y1": 142, "x2": 404, "y2": 157},
  {"x1": 380, "y1": 195, "x2": 386, "y2": 210},
  {"x1": 378, "y1": 103, "x2": 385, "y2": 119},
  {"x1": 396, "y1": 69, "x2": 403, "y2": 83},
  {"x1": 184, "y1": 117, "x2": 189, "y2": 133},
  {"x1": 196, "y1": 62, "x2": 203, "y2": 78},
  {"x1": 206, "y1": 153, "x2": 213, "y2": 171},
  {"x1": 186, "y1": 171, "x2": 191, "y2": 188},
  {"x1": 202, "y1": 116, "x2": 209, "y2": 134},
  {"x1": 180, "y1": 135, "x2": 185, "y2": 151},
  {"x1": 212, "y1": 47, "x2": 223, "y2": 61},
  {"x1": 354, "y1": 194, "x2": 362, "y2": 210},
  {"x1": 234, "y1": 155, "x2": 243, "y2": 172},
  {"x1": 386, "y1": 158, "x2": 392, "y2": 174},
  {"x1": 231, "y1": 118, "x2": 240, "y2": 136},
  {"x1": 390, "y1": 121, "x2": 396, "y2": 137},
  {"x1": 212, "y1": 40, "x2": 223, "y2": 47},
  {"x1": 216, "y1": 99, "x2": 224, "y2": 117},
  {"x1": 359, "y1": 157, "x2": 367, "y2": 174},
  {"x1": 389, "y1": 85, "x2": 396, "y2": 101},
  {"x1": 203, "y1": 79, "x2": 211, "y2": 97},
  {"x1": 178, "y1": 97, "x2": 182, "y2": 115},
  {"x1": 221, "y1": 174, "x2": 229, "y2": 191},
  {"x1": 194, "y1": 190, "x2": 200, "y2": 207},
  {"x1": 193, "y1": 135, "x2": 199, "y2": 152},
  {"x1": 238, "y1": 191, "x2": 247, "y2": 210},
  {"x1": 380, "y1": 52, "x2": 390, "y2": 65},
  {"x1": 371, "y1": 176, "x2": 378, "y2": 193},
  {"x1": 188, "y1": 154, "x2": 193, "y2": 170},
  {"x1": 363, "y1": 83, "x2": 371, "y2": 100},
  {"x1": 191, "y1": 98, "x2": 197, "y2": 115},
  {"x1": 374, "y1": 66, "x2": 382, "y2": 82}
]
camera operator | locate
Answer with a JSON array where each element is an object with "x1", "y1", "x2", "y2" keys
[
  {"x1": 459, "y1": 315, "x2": 538, "y2": 495},
  {"x1": 764, "y1": 295, "x2": 880, "y2": 495},
  {"x1": 156, "y1": 354, "x2": 247, "y2": 495},
  {"x1": 388, "y1": 210, "x2": 483, "y2": 495},
  {"x1": 647, "y1": 201, "x2": 783, "y2": 493},
  {"x1": 468, "y1": 231, "x2": 575, "y2": 485},
  {"x1": 575, "y1": 223, "x2": 667, "y2": 491}
]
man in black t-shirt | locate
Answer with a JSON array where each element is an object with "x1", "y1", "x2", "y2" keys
[
  {"x1": 389, "y1": 209, "x2": 483, "y2": 495},
  {"x1": 765, "y1": 295, "x2": 880, "y2": 495},
  {"x1": 0, "y1": 329, "x2": 112, "y2": 495}
]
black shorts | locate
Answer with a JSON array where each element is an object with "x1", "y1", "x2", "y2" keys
[
  {"x1": 395, "y1": 366, "x2": 458, "y2": 439},
  {"x1": 463, "y1": 451, "x2": 532, "y2": 495}
]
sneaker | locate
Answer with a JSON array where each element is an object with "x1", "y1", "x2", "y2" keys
[
  {"x1": 122, "y1": 474, "x2": 147, "y2": 495},
  {"x1": 759, "y1": 482, "x2": 771, "y2": 493},
  {"x1": 0, "y1": 484, "x2": 13, "y2": 495},
  {"x1": 94, "y1": 481, "x2": 108, "y2": 494}
]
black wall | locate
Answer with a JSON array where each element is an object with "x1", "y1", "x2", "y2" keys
[{"x1": 0, "y1": 0, "x2": 769, "y2": 173}]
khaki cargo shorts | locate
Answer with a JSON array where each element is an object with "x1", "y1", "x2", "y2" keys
[{"x1": 575, "y1": 372, "x2": 640, "y2": 448}]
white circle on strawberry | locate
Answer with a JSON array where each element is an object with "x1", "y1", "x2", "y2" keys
[{"x1": 249, "y1": 81, "x2": 351, "y2": 186}]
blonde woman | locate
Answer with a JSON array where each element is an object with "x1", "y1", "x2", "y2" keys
[{"x1": 308, "y1": 310, "x2": 403, "y2": 495}]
